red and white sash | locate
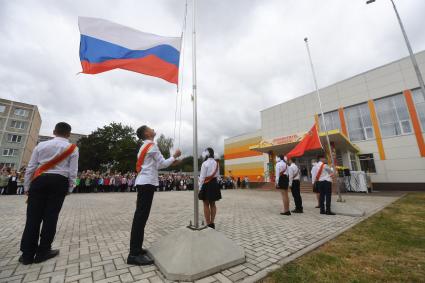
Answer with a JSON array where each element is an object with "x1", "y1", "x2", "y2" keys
[
  {"x1": 136, "y1": 142, "x2": 154, "y2": 173},
  {"x1": 204, "y1": 161, "x2": 219, "y2": 184},
  {"x1": 32, "y1": 144, "x2": 77, "y2": 181}
]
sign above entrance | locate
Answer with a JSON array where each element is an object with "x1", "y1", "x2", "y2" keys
[{"x1": 272, "y1": 134, "x2": 302, "y2": 145}]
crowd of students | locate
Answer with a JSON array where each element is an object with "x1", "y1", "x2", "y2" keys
[
  {"x1": 0, "y1": 166, "x2": 247, "y2": 195},
  {"x1": 0, "y1": 167, "x2": 25, "y2": 195},
  {"x1": 74, "y1": 170, "x2": 244, "y2": 193}
]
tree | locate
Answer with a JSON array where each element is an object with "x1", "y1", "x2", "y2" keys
[
  {"x1": 78, "y1": 122, "x2": 138, "y2": 172},
  {"x1": 156, "y1": 134, "x2": 173, "y2": 159}
]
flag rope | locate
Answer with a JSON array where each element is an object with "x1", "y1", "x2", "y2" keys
[{"x1": 176, "y1": 0, "x2": 188, "y2": 149}]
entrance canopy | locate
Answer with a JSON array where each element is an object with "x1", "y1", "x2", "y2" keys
[{"x1": 249, "y1": 129, "x2": 360, "y2": 155}]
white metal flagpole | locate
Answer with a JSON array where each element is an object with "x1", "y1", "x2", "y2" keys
[
  {"x1": 191, "y1": 0, "x2": 200, "y2": 228},
  {"x1": 304, "y1": 37, "x2": 343, "y2": 202}
]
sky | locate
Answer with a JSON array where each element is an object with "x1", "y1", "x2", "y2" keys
[{"x1": 1, "y1": 0, "x2": 425, "y2": 156}]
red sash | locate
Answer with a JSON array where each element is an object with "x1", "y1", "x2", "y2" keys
[
  {"x1": 32, "y1": 144, "x2": 77, "y2": 181},
  {"x1": 315, "y1": 163, "x2": 325, "y2": 182},
  {"x1": 136, "y1": 143, "x2": 154, "y2": 173},
  {"x1": 204, "y1": 161, "x2": 219, "y2": 184}
]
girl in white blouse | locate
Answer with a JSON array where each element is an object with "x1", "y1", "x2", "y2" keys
[{"x1": 198, "y1": 148, "x2": 222, "y2": 229}]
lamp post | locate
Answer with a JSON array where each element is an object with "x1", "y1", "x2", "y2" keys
[{"x1": 367, "y1": 0, "x2": 425, "y2": 100}]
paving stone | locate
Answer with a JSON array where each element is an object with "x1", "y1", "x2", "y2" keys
[
  {"x1": 228, "y1": 271, "x2": 248, "y2": 282},
  {"x1": 195, "y1": 276, "x2": 216, "y2": 283},
  {"x1": 0, "y1": 191, "x2": 398, "y2": 283},
  {"x1": 119, "y1": 272, "x2": 134, "y2": 283},
  {"x1": 213, "y1": 273, "x2": 232, "y2": 283}
]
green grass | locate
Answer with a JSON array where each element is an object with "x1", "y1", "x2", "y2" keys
[{"x1": 263, "y1": 193, "x2": 425, "y2": 283}]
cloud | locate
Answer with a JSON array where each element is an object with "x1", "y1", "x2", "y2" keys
[{"x1": 1, "y1": 0, "x2": 424, "y2": 158}]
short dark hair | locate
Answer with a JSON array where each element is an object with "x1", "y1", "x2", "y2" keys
[
  {"x1": 54, "y1": 122, "x2": 71, "y2": 136},
  {"x1": 205, "y1": 147, "x2": 215, "y2": 161},
  {"x1": 136, "y1": 125, "x2": 149, "y2": 140},
  {"x1": 317, "y1": 154, "x2": 325, "y2": 160},
  {"x1": 278, "y1": 154, "x2": 285, "y2": 160}
]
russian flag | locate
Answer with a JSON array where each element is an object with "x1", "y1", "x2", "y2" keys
[{"x1": 78, "y1": 17, "x2": 181, "y2": 84}]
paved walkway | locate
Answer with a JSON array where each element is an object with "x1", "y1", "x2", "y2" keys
[{"x1": 0, "y1": 190, "x2": 399, "y2": 283}]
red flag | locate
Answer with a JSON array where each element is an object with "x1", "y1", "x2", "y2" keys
[{"x1": 287, "y1": 124, "x2": 322, "y2": 158}]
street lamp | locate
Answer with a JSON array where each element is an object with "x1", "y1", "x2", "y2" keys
[{"x1": 367, "y1": 0, "x2": 425, "y2": 100}]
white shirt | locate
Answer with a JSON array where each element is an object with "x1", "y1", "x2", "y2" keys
[
  {"x1": 135, "y1": 140, "x2": 175, "y2": 186},
  {"x1": 316, "y1": 161, "x2": 334, "y2": 182},
  {"x1": 311, "y1": 162, "x2": 318, "y2": 184},
  {"x1": 275, "y1": 160, "x2": 288, "y2": 185},
  {"x1": 24, "y1": 137, "x2": 79, "y2": 192},
  {"x1": 199, "y1": 158, "x2": 219, "y2": 188},
  {"x1": 288, "y1": 163, "x2": 300, "y2": 187}
]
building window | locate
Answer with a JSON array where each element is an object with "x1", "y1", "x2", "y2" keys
[
  {"x1": 11, "y1": 120, "x2": 25, "y2": 129},
  {"x1": 412, "y1": 88, "x2": 425, "y2": 132},
  {"x1": 344, "y1": 103, "x2": 374, "y2": 141},
  {"x1": 318, "y1": 110, "x2": 341, "y2": 132},
  {"x1": 374, "y1": 93, "x2": 412, "y2": 138},
  {"x1": 14, "y1": 108, "x2": 29, "y2": 117},
  {"x1": 349, "y1": 152, "x2": 358, "y2": 171},
  {"x1": 0, "y1": 105, "x2": 5, "y2": 113},
  {"x1": 2, "y1": 149, "x2": 18, "y2": 156},
  {"x1": 8, "y1": 134, "x2": 22, "y2": 143},
  {"x1": 359, "y1": 154, "x2": 376, "y2": 173}
]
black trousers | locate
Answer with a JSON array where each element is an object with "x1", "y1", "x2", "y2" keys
[
  {"x1": 318, "y1": 180, "x2": 332, "y2": 213},
  {"x1": 129, "y1": 184, "x2": 156, "y2": 256},
  {"x1": 290, "y1": 180, "x2": 303, "y2": 210},
  {"x1": 20, "y1": 174, "x2": 68, "y2": 258}
]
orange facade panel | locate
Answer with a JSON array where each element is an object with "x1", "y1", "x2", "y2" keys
[
  {"x1": 338, "y1": 107, "x2": 348, "y2": 137},
  {"x1": 368, "y1": 100, "x2": 386, "y2": 160},
  {"x1": 404, "y1": 90, "x2": 425, "y2": 157}
]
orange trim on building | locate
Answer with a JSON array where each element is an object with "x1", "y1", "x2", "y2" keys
[
  {"x1": 368, "y1": 100, "x2": 386, "y2": 160},
  {"x1": 224, "y1": 150, "x2": 263, "y2": 160},
  {"x1": 315, "y1": 114, "x2": 320, "y2": 131},
  {"x1": 404, "y1": 90, "x2": 425, "y2": 157},
  {"x1": 338, "y1": 108, "x2": 348, "y2": 137},
  {"x1": 225, "y1": 144, "x2": 256, "y2": 155}
]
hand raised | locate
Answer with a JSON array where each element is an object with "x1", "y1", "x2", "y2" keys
[{"x1": 173, "y1": 149, "x2": 182, "y2": 158}]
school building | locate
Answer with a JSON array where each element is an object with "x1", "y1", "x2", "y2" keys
[{"x1": 224, "y1": 50, "x2": 425, "y2": 191}]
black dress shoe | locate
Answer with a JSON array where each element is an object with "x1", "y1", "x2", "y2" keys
[
  {"x1": 34, "y1": 249, "x2": 59, "y2": 263},
  {"x1": 280, "y1": 211, "x2": 291, "y2": 216},
  {"x1": 207, "y1": 223, "x2": 216, "y2": 229},
  {"x1": 127, "y1": 254, "x2": 154, "y2": 266},
  {"x1": 291, "y1": 209, "x2": 303, "y2": 213},
  {"x1": 320, "y1": 211, "x2": 326, "y2": 214},
  {"x1": 315, "y1": 205, "x2": 320, "y2": 208},
  {"x1": 19, "y1": 255, "x2": 34, "y2": 265},
  {"x1": 326, "y1": 211, "x2": 336, "y2": 215}
]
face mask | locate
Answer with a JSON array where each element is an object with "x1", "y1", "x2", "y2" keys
[{"x1": 201, "y1": 150, "x2": 210, "y2": 159}]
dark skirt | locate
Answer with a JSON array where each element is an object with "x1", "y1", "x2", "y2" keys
[
  {"x1": 313, "y1": 182, "x2": 320, "y2": 193},
  {"x1": 277, "y1": 175, "x2": 289, "y2": 190},
  {"x1": 199, "y1": 178, "x2": 222, "y2": 202}
]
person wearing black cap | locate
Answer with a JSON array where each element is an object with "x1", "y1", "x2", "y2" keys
[
  {"x1": 20, "y1": 122, "x2": 79, "y2": 265},
  {"x1": 275, "y1": 155, "x2": 290, "y2": 215}
]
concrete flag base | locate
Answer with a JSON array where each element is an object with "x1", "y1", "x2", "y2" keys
[{"x1": 148, "y1": 226, "x2": 246, "y2": 281}]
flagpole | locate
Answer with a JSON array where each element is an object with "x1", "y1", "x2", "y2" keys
[
  {"x1": 191, "y1": 0, "x2": 200, "y2": 228},
  {"x1": 304, "y1": 37, "x2": 343, "y2": 202}
]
